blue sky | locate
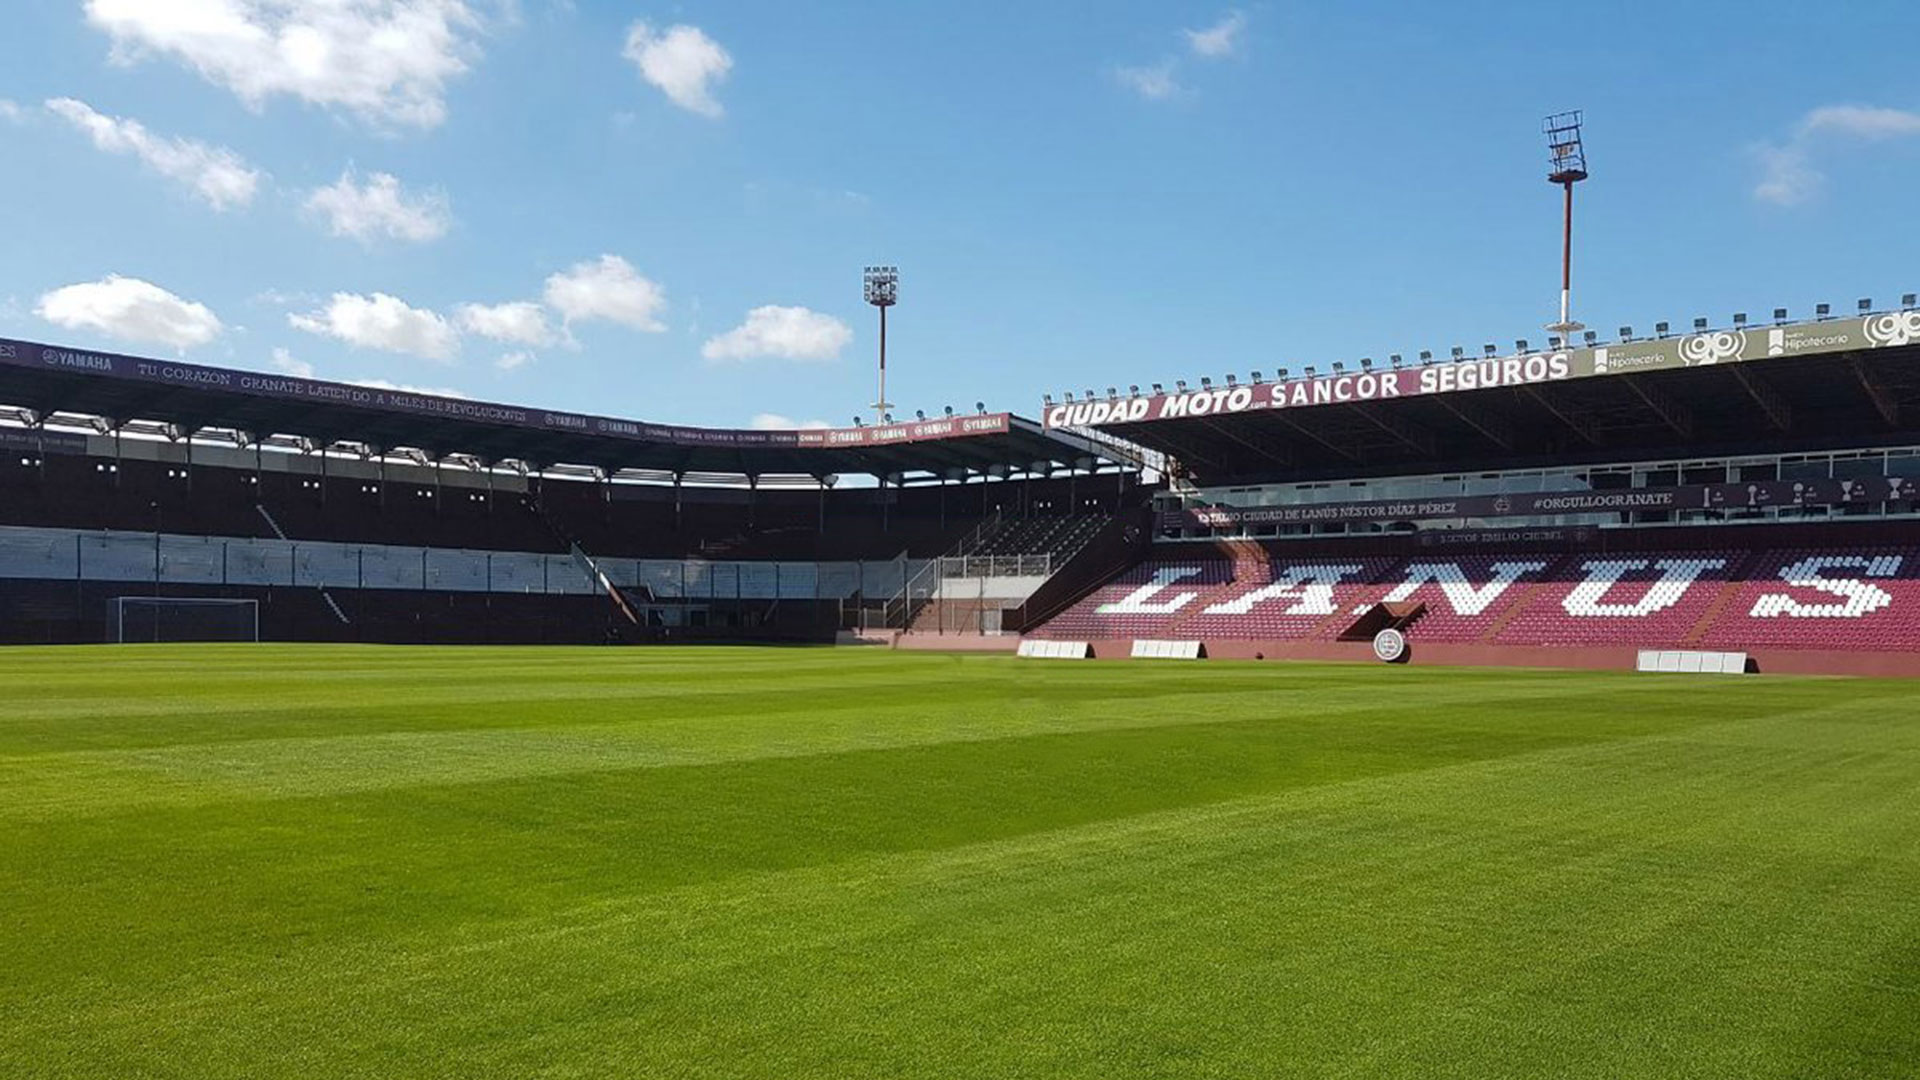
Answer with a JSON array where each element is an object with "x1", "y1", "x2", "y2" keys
[{"x1": 2, "y1": 1, "x2": 1918, "y2": 432}]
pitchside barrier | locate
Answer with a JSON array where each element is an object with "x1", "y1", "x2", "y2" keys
[
  {"x1": 0, "y1": 524, "x2": 927, "y2": 600},
  {"x1": 1636, "y1": 650, "x2": 1751, "y2": 675},
  {"x1": 1018, "y1": 639, "x2": 1091, "y2": 659},
  {"x1": 1130, "y1": 640, "x2": 1205, "y2": 659}
]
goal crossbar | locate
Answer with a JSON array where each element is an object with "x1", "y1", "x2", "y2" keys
[{"x1": 110, "y1": 597, "x2": 261, "y2": 644}]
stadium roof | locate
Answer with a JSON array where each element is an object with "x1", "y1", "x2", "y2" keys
[
  {"x1": 1043, "y1": 310, "x2": 1920, "y2": 484},
  {"x1": 0, "y1": 337, "x2": 1132, "y2": 483}
]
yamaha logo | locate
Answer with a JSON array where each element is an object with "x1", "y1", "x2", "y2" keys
[
  {"x1": 1862, "y1": 311, "x2": 1920, "y2": 348},
  {"x1": 1678, "y1": 330, "x2": 1746, "y2": 366},
  {"x1": 1372, "y1": 628, "x2": 1409, "y2": 664},
  {"x1": 1492, "y1": 496, "x2": 1513, "y2": 515}
]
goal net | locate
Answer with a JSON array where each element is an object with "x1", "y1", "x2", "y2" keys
[{"x1": 110, "y1": 597, "x2": 260, "y2": 644}]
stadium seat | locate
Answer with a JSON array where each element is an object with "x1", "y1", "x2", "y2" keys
[
  {"x1": 1491, "y1": 552, "x2": 1742, "y2": 646},
  {"x1": 1697, "y1": 548, "x2": 1920, "y2": 651}
]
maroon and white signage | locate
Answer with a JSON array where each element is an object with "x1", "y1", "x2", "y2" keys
[
  {"x1": 1044, "y1": 354, "x2": 1574, "y2": 428},
  {"x1": 1041, "y1": 310, "x2": 1920, "y2": 430},
  {"x1": 1077, "y1": 553, "x2": 1915, "y2": 634}
]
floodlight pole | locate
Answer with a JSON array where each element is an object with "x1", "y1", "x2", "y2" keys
[
  {"x1": 863, "y1": 266, "x2": 898, "y2": 418},
  {"x1": 1559, "y1": 180, "x2": 1575, "y2": 327},
  {"x1": 1544, "y1": 111, "x2": 1589, "y2": 338}
]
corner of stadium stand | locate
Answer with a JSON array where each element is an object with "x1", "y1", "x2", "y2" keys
[{"x1": 7, "y1": 306, "x2": 1920, "y2": 676}]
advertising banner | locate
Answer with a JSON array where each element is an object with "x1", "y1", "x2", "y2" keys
[
  {"x1": 1159, "y1": 476, "x2": 1917, "y2": 529},
  {"x1": 1415, "y1": 526, "x2": 1597, "y2": 548},
  {"x1": 1044, "y1": 311, "x2": 1920, "y2": 429}
]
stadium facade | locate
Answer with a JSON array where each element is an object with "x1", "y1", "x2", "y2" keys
[{"x1": 4, "y1": 301, "x2": 1920, "y2": 674}]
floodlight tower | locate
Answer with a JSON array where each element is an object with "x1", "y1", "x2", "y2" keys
[
  {"x1": 863, "y1": 266, "x2": 898, "y2": 418},
  {"x1": 1543, "y1": 111, "x2": 1589, "y2": 337}
]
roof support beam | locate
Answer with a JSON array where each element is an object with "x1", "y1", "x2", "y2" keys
[
  {"x1": 1849, "y1": 357, "x2": 1900, "y2": 426},
  {"x1": 1345, "y1": 404, "x2": 1435, "y2": 456},
  {"x1": 1133, "y1": 427, "x2": 1230, "y2": 475},
  {"x1": 1195, "y1": 416, "x2": 1292, "y2": 469},
  {"x1": 1520, "y1": 386, "x2": 1600, "y2": 445},
  {"x1": 1725, "y1": 366, "x2": 1792, "y2": 431},
  {"x1": 1269, "y1": 412, "x2": 1360, "y2": 463},
  {"x1": 1429, "y1": 394, "x2": 1515, "y2": 451},
  {"x1": 1619, "y1": 377, "x2": 1693, "y2": 440}
]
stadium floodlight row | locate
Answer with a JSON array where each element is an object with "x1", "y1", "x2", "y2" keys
[
  {"x1": 1045, "y1": 305, "x2": 1920, "y2": 483},
  {"x1": 0, "y1": 336, "x2": 1132, "y2": 484}
]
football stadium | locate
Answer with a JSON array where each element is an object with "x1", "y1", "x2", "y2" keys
[
  {"x1": 7, "y1": 288, "x2": 1920, "y2": 1078},
  {"x1": 6, "y1": 6, "x2": 1920, "y2": 1079}
]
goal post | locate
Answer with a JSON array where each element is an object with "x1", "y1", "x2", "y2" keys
[{"x1": 110, "y1": 597, "x2": 261, "y2": 644}]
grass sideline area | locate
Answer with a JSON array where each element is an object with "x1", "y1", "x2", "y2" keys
[{"x1": 2, "y1": 645, "x2": 1917, "y2": 1078}]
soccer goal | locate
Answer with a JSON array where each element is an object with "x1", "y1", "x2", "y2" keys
[{"x1": 110, "y1": 597, "x2": 261, "y2": 644}]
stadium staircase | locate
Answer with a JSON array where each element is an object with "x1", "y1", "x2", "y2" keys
[
  {"x1": 254, "y1": 503, "x2": 351, "y2": 626},
  {"x1": 525, "y1": 494, "x2": 639, "y2": 630},
  {"x1": 1681, "y1": 574, "x2": 1753, "y2": 646},
  {"x1": 881, "y1": 510, "x2": 1001, "y2": 630},
  {"x1": 1158, "y1": 540, "x2": 1272, "y2": 638},
  {"x1": 1474, "y1": 574, "x2": 1554, "y2": 644},
  {"x1": 889, "y1": 511, "x2": 1122, "y2": 634}
]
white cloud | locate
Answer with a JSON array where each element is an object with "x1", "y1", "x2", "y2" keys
[
  {"x1": 1185, "y1": 11, "x2": 1246, "y2": 58},
  {"x1": 1116, "y1": 60, "x2": 1183, "y2": 101},
  {"x1": 269, "y1": 346, "x2": 315, "y2": 377},
  {"x1": 455, "y1": 300, "x2": 553, "y2": 346},
  {"x1": 82, "y1": 0, "x2": 484, "y2": 130},
  {"x1": 0, "y1": 99, "x2": 23, "y2": 123},
  {"x1": 543, "y1": 255, "x2": 666, "y2": 332},
  {"x1": 1800, "y1": 105, "x2": 1920, "y2": 140},
  {"x1": 1755, "y1": 104, "x2": 1920, "y2": 206},
  {"x1": 45, "y1": 97, "x2": 261, "y2": 211},
  {"x1": 35, "y1": 275, "x2": 223, "y2": 350},
  {"x1": 289, "y1": 292, "x2": 459, "y2": 361},
  {"x1": 623, "y1": 22, "x2": 731, "y2": 118},
  {"x1": 250, "y1": 287, "x2": 316, "y2": 308},
  {"x1": 304, "y1": 168, "x2": 451, "y2": 243},
  {"x1": 702, "y1": 306, "x2": 852, "y2": 363},
  {"x1": 350, "y1": 377, "x2": 469, "y2": 398},
  {"x1": 1754, "y1": 144, "x2": 1820, "y2": 206},
  {"x1": 495, "y1": 351, "x2": 534, "y2": 371},
  {"x1": 749, "y1": 412, "x2": 831, "y2": 431}
]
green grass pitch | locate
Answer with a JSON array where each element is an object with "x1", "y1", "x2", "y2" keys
[{"x1": 2, "y1": 645, "x2": 1918, "y2": 1078}]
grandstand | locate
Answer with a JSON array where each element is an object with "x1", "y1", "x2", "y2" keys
[
  {"x1": 0, "y1": 336, "x2": 1142, "y2": 645},
  {"x1": 1024, "y1": 305, "x2": 1920, "y2": 675},
  {"x1": 6, "y1": 302, "x2": 1920, "y2": 675}
]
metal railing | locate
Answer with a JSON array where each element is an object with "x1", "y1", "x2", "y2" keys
[
  {"x1": 880, "y1": 509, "x2": 1004, "y2": 628},
  {"x1": 937, "y1": 554, "x2": 1052, "y2": 578}
]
